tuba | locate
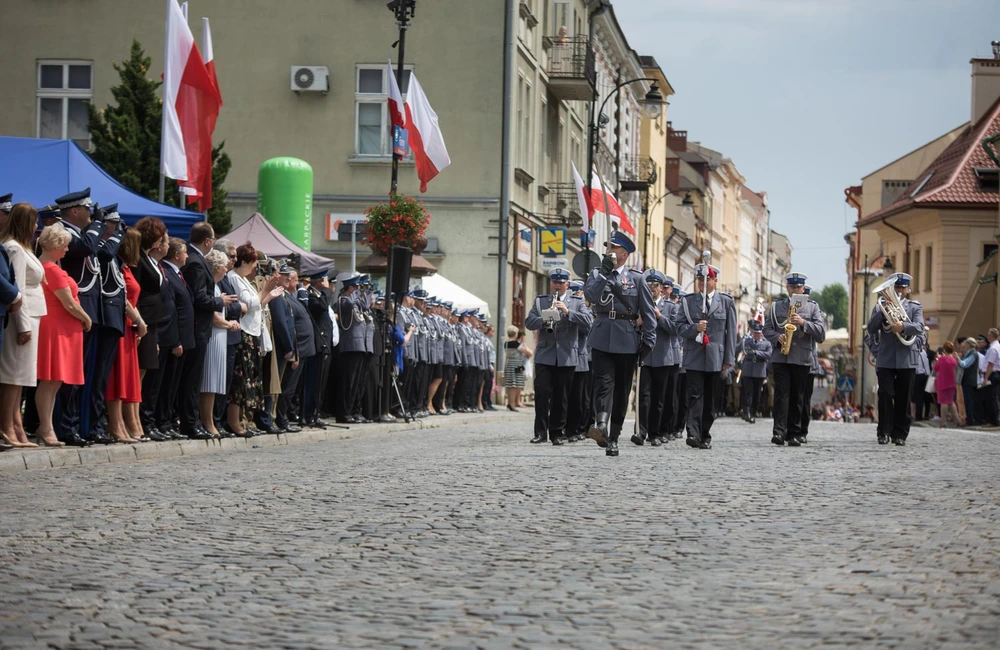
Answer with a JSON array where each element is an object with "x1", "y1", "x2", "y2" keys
[
  {"x1": 872, "y1": 277, "x2": 917, "y2": 347},
  {"x1": 781, "y1": 299, "x2": 797, "y2": 356}
]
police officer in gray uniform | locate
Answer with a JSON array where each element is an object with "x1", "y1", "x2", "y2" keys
[
  {"x1": 867, "y1": 272, "x2": 924, "y2": 445},
  {"x1": 764, "y1": 272, "x2": 826, "y2": 446},
  {"x1": 738, "y1": 320, "x2": 771, "y2": 424},
  {"x1": 565, "y1": 279, "x2": 593, "y2": 442},
  {"x1": 526, "y1": 267, "x2": 593, "y2": 445},
  {"x1": 336, "y1": 272, "x2": 366, "y2": 423},
  {"x1": 669, "y1": 288, "x2": 687, "y2": 439},
  {"x1": 584, "y1": 231, "x2": 656, "y2": 457},
  {"x1": 671, "y1": 263, "x2": 737, "y2": 449},
  {"x1": 635, "y1": 270, "x2": 676, "y2": 447}
]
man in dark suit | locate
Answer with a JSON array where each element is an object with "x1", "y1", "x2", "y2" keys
[
  {"x1": 304, "y1": 269, "x2": 334, "y2": 427},
  {"x1": 148, "y1": 238, "x2": 194, "y2": 440},
  {"x1": 179, "y1": 223, "x2": 236, "y2": 439},
  {"x1": 259, "y1": 265, "x2": 296, "y2": 433},
  {"x1": 275, "y1": 268, "x2": 314, "y2": 432},
  {"x1": 55, "y1": 188, "x2": 106, "y2": 446},
  {"x1": 212, "y1": 239, "x2": 246, "y2": 434}
]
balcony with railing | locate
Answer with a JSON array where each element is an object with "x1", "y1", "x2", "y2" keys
[
  {"x1": 619, "y1": 156, "x2": 657, "y2": 193},
  {"x1": 543, "y1": 35, "x2": 596, "y2": 102},
  {"x1": 534, "y1": 181, "x2": 585, "y2": 229}
]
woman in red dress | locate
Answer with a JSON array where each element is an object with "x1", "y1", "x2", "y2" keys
[
  {"x1": 105, "y1": 228, "x2": 148, "y2": 443},
  {"x1": 35, "y1": 224, "x2": 92, "y2": 444}
]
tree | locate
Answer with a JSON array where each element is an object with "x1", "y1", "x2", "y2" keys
[
  {"x1": 87, "y1": 39, "x2": 167, "y2": 202},
  {"x1": 88, "y1": 39, "x2": 231, "y2": 230},
  {"x1": 205, "y1": 142, "x2": 233, "y2": 235},
  {"x1": 815, "y1": 283, "x2": 848, "y2": 329}
]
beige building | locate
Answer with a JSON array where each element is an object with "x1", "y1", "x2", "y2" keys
[{"x1": 850, "y1": 47, "x2": 1000, "y2": 362}]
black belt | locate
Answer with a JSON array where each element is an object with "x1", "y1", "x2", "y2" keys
[{"x1": 596, "y1": 312, "x2": 639, "y2": 321}]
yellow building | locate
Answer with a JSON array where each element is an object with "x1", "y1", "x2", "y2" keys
[{"x1": 635, "y1": 56, "x2": 675, "y2": 275}]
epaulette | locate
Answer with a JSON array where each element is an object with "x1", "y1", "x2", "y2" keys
[
  {"x1": 719, "y1": 292, "x2": 733, "y2": 299},
  {"x1": 909, "y1": 300, "x2": 921, "y2": 306}
]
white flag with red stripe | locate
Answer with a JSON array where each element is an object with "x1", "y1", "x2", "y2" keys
[
  {"x1": 386, "y1": 60, "x2": 405, "y2": 130},
  {"x1": 162, "y1": 0, "x2": 221, "y2": 210},
  {"x1": 404, "y1": 73, "x2": 450, "y2": 193}
]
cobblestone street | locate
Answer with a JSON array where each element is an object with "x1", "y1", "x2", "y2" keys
[{"x1": 1, "y1": 414, "x2": 998, "y2": 649}]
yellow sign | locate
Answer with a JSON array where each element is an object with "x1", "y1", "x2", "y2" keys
[{"x1": 539, "y1": 228, "x2": 567, "y2": 256}]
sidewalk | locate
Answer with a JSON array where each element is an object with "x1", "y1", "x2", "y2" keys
[{"x1": 0, "y1": 410, "x2": 530, "y2": 473}]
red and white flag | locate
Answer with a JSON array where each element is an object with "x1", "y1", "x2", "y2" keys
[
  {"x1": 572, "y1": 164, "x2": 634, "y2": 236},
  {"x1": 386, "y1": 60, "x2": 405, "y2": 130},
  {"x1": 404, "y1": 73, "x2": 450, "y2": 193},
  {"x1": 162, "y1": 0, "x2": 221, "y2": 210}
]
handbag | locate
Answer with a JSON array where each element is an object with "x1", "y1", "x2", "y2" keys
[
  {"x1": 925, "y1": 373, "x2": 937, "y2": 394},
  {"x1": 524, "y1": 358, "x2": 534, "y2": 380}
]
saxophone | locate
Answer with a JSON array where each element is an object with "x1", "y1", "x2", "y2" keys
[{"x1": 781, "y1": 299, "x2": 798, "y2": 356}]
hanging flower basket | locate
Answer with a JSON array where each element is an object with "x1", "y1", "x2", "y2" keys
[{"x1": 363, "y1": 192, "x2": 431, "y2": 255}]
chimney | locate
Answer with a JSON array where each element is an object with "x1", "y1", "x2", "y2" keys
[
  {"x1": 665, "y1": 157, "x2": 680, "y2": 192},
  {"x1": 667, "y1": 123, "x2": 687, "y2": 153},
  {"x1": 971, "y1": 41, "x2": 1000, "y2": 124}
]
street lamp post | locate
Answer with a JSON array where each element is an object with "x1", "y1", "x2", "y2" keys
[
  {"x1": 643, "y1": 189, "x2": 693, "y2": 268},
  {"x1": 586, "y1": 77, "x2": 665, "y2": 207}
]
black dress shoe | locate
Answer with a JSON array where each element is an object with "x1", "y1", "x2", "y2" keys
[
  {"x1": 147, "y1": 430, "x2": 169, "y2": 442},
  {"x1": 606, "y1": 440, "x2": 619, "y2": 457},
  {"x1": 285, "y1": 424, "x2": 302, "y2": 433},
  {"x1": 748, "y1": 417, "x2": 756, "y2": 424},
  {"x1": 63, "y1": 433, "x2": 92, "y2": 447},
  {"x1": 551, "y1": 436, "x2": 566, "y2": 446},
  {"x1": 797, "y1": 436, "x2": 808, "y2": 444},
  {"x1": 686, "y1": 436, "x2": 701, "y2": 448},
  {"x1": 771, "y1": 434, "x2": 785, "y2": 446},
  {"x1": 529, "y1": 435, "x2": 546, "y2": 444},
  {"x1": 787, "y1": 437, "x2": 801, "y2": 447},
  {"x1": 650, "y1": 436, "x2": 663, "y2": 447},
  {"x1": 877, "y1": 435, "x2": 889, "y2": 445},
  {"x1": 699, "y1": 439, "x2": 712, "y2": 450},
  {"x1": 187, "y1": 429, "x2": 213, "y2": 440},
  {"x1": 0, "y1": 440, "x2": 14, "y2": 451},
  {"x1": 630, "y1": 432, "x2": 645, "y2": 446},
  {"x1": 893, "y1": 438, "x2": 906, "y2": 446},
  {"x1": 90, "y1": 432, "x2": 115, "y2": 445}
]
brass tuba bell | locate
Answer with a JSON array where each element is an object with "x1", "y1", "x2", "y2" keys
[{"x1": 871, "y1": 276, "x2": 917, "y2": 347}]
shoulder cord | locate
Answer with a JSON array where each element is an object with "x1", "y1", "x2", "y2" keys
[
  {"x1": 101, "y1": 259, "x2": 125, "y2": 297},
  {"x1": 340, "y1": 297, "x2": 356, "y2": 331}
]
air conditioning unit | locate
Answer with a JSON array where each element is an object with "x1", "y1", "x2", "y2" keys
[{"x1": 290, "y1": 66, "x2": 329, "y2": 93}]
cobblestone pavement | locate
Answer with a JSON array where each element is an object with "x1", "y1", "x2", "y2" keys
[{"x1": 1, "y1": 415, "x2": 998, "y2": 649}]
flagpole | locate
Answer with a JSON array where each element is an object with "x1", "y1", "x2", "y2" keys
[
  {"x1": 158, "y1": 0, "x2": 173, "y2": 203},
  {"x1": 389, "y1": 1, "x2": 414, "y2": 194}
]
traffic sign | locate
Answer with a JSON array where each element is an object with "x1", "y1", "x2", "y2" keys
[{"x1": 837, "y1": 376, "x2": 855, "y2": 393}]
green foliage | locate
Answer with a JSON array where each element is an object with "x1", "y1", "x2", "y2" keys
[
  {"x1": 364, "y1": 193, "x2": 431, "y2": 253},
  {"x1": 814, "y1": 283, "x2": 848, "y2": 329},
  {"x1": 203, "y1": 142, "x2": 232, "y2": 235},
  {"x1": 87, "y1": 39, "x2": 171, "y2": 202}
]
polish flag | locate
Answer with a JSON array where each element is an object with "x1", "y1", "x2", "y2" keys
[
  {"x1": 162, "y1": 0, "x2": 221, "y2": 210},
  {"x1": 203, "y1": 17, "x2": 221, "y2": 99},
  {"x1": 386, "y1": 60, "x2": 405, "y2": 130},
  {"x1": 404, "y1": 73, "x2": 451, "y2": 192},
  {"x1": 581, "y1": 169, "x2": 635, "y2": 237}
]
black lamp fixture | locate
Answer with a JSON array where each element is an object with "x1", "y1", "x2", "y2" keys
[
  {"x1": 680, "y1": 192, "x2": 694, "y2": 208},
  {"x1": 882, "y1": 256, "x2": 894, "y2": 274},
  {"x1": 642, "y1": 82, "x2": 665, "y2": 120}
]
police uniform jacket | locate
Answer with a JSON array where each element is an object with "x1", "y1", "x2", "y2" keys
[
  {"x1": 451, "y1": 323, "x2": 464, "y2": 366},
  {"x1": 866, "y1": 299, "x2": 924, "y2": 370},
  {"x1": 525, "y1": 292, "x2": 592, "y2": 367},
  {"x1": 61, "y1": 219, "x2": 104, "y2": 322},
  {"x1": 270, "y1": 292, "x2": 296, "y2": 360},
  {"x1": 574, "y1": 301, "x2": 593, "y2": 372},
  {"x1": 648, "y1": 296, "x2": 678, "y2": 368},
  {"x1": 739, "y1": 334, "x2": 772, "y2": 379},
  {"x1": 430, "y1": 315, "x2": 444, "y2": 364},
  {"x1": 441, "y1": 318, "x2": 456, "y2": 365},
  {"x1": 358, "y1": 292, "x2": 375, "y2": 354},
  {"x1": 583, "y1": 266, "x2": 656, "y2": 354},
  {"x1": 672, "y1": 291, "x2": 737, "y2": 372},
  {"x1": 337, "y1": 293, "x2": 367, "y2": 354},
  {"x1": 763, "y1": 297, "x2": 826, "y2": 366},
  {"x1": 809, "y1": 344, "x2": 824, "y2": 376},
  {"x1": 396, "y1": 306, "x2": 416, "y2": 361},
  {"x1": 306, "y1": 286, "x2": 333, "y2": 356},
  {"x1": 413, "y1": 311, "x2": 428, "y2": 362},
  {"x1": 97, "y1": 229, "x2": 126, "y2": 334}
]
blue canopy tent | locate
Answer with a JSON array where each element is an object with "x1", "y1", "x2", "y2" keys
[{"x1": 0, "y1": 136, "x2": 201, "y2": 237}]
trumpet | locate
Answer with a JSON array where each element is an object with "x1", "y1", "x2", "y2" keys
[{"x1": 872, "y1": 276, "x2": 917, "y2": 347}]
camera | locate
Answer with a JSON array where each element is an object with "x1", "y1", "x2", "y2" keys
[{"x1": 258, "y1": 258, "x2": 279, "y2": 276}]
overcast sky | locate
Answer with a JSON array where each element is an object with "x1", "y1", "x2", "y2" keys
[{"x1": 613, "y1": 0, "x2": 1000, "y2": 291}]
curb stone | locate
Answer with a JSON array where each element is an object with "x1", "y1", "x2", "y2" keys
[{"x1": 0, "y1": 411, "x2": 530, "y2": 472}]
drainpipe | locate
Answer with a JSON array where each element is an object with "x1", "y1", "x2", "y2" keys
[
  {"x1": 664, "y1": 226, "x2": 678, "y2": 277},
  {"x1": 882, "y1": 216, "x2": 910, "y2": 273},
  {"x1": 496, "y1": 0, "x2": 515, "y2": 373}
]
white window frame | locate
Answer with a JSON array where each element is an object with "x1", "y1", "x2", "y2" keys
[
  {"x1": 354, "y1": 64, "x2": 413, "y2": 158},
  {"x1": 36, "y1": 59, "x2": 93, "y2": 149}
]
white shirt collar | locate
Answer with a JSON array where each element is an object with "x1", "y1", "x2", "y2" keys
[
  {"x1": 163, "y1": 260, "x2": 180, "y2": 274},
  {"x1": 614, "y1": 264, "x2": 627, "y2": 276}
]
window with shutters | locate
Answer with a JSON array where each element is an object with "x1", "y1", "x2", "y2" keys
[{"x1": 354, "y1": 64, "x2": 412, "y2": 158}]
